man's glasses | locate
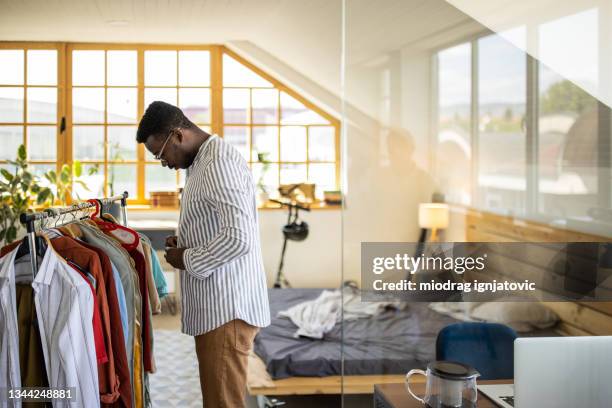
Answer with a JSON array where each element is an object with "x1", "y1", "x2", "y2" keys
[{"x1": 154, "y1": 130, "x2": 174, "y2": 165}]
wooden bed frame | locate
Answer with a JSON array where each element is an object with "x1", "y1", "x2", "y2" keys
[{"x1": 247, "y1": 207, "x2": 612, "y2": 398}]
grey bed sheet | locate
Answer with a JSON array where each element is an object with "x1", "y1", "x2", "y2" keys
[
  {"x1": 254, "y1": 288, "x2": 559, "y2": 380},
  {"x1": 254, "y1": 288, "x2": 460, "y2": 379}
]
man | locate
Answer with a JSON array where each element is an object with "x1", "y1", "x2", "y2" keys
[{"x1": 136, "y1": 101, "x2": 270, "y2": 407}]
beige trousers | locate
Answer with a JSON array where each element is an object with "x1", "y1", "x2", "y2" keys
[{"x1": 194, "y1": 319, "x2": 259, "y2": 407}]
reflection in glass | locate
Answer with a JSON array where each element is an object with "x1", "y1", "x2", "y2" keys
[
  {"x1": 223, "y1": 54, "x2": 272, "y2": 87},
  {"x1": 539, "y1": 8, "x2": 598, "y2": 98},
  {"x1": 280, "y1": 126, "x2": 306, "y2": 161},
  {"x1": 27, "y1": 50, "x2": 57, "y2": 85},
  {"x1": 223, "y1": 126, "x2": 249, "y2": 161},
  {"x1": 280, "y1": 163, "x2": 307, "y2": 184},
  {"x1": 107, "y1": 88, "x2": 137, "y2": 123},
  {"x1": 145, "y1": 88, "x2": 177, "y2": 108},
  {"x1": 280, "y1": 92, "x2": 328, "y2": 124},
  {"x1": 108, "y1": 126, "x2": 137, "y2": 161},
  {"x1": 252, "y1": 89, "x2": 278, "y2": 124},
  {"x1": 145, "y1": 51, "x2": 177, "y2": 86},
  {"x1": 0, "y1": 126, "x2": 23, "y2": 160},
  {"x1": 179, "y1": 51, "x2": 210, "y2": 86},
  {"x1": 436, "y1": 43, "x2": 471, "y2": 205},
  {"x1": 538, "y1": 66, "x2": 599, "y2": 218},
  {"x1": 308, "y1": 126, "x2": 335, "y2": 161},
  {"x1": 27, "y1": 87, "x2": 57, "y2": 123},
  {"x1": 72, "y1": 50, "x2": 105, "y2": 86},
  {"x1": 72, "y1": 88, "x2": 105, "y2": 123},
  {"x1": 179, "y1": 88, "x2": 210, "y2": 123},
  {"x1": 252, "y1": 126, "x2": 279, "y2": 162},
  {"x1": 28, "y1": 126, "x2": 56, "y2": 160},
  {"x1": 223, "y1": 89, "x2": 249, "y2": 124},
  {"x1": 146, "y1": 164, "x2": 177, "y2": 197},
  {"x1": 107, "y1": 51, "x2": 137, "y2": 86},
  {"x1": 0, "y1": 50, "x2": 24, "y2": 85},
  {"x1": 73, "y1": 126, "x2": 104, "y2": 160},
  {"x1": 0, "y1": 87, "x2": 24, "y2": 122},
  {"x1": 478, "y1": 32, "x2": 526, "y2": 214},
  {"x1": 108, "y1": 164, "x2": 137, "y2": 197}
]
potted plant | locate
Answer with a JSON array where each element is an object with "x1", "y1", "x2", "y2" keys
[
  {"x1": 43, "y1": 161, "x2": 98, "y2": 206},
  {"x1": 0, "y1": 145, "x2": 53, "y2": 245}
]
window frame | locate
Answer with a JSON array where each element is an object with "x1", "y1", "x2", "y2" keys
[
  {"x1": 430, "y1": 19, "x2": 612, "y2": 225},
  {"x1": 0, "y1": 42, "x2": 340, "y2": 207}
]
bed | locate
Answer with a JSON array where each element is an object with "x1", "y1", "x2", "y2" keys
[{"x1": 247, "y1": 288, "x2": 557, "y2": 397}]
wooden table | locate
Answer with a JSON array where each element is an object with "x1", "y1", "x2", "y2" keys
[{"x1": 374, "y1": 380, "x2": 512, "y2": 408}]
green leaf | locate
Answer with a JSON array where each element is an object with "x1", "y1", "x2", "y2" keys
[
  {"x1": 0, "y1": 229, "x2": 5, "y2": 242},
  {"x1": 6, "y1": 226, "x2": 17, "y2": 243},
  {"x1": 0, "y1": 169, "x2": 13, "y2": 182},
  {"x1": 37, "y1": 188, "x2": 51, "y2": 204},
  {"x1": 21, "y1": 171, "x2": 32, "y2": 184},
  {"x1": 60, "y1": 168, "x2": 70, "y2": 184},
  {"x1": 31, "y1": 184, "x2": 41, "y2": 193},
  {"x1": 75, "y1": 180, "x2": 90, "y2": 191},
  {"x1": 17, "y1": 145, "x2": 26, "y2": 161},
  {"x1": 74, "y1": 161, "x2": 82, "y2": 177}
]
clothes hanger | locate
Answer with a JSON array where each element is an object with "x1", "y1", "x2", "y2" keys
[{"x1": 86, "y1": 198, "x2": 139, "y2": 249}]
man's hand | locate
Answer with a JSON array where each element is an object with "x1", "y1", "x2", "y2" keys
[
  {"x1": 165, "y1": 235, "x2": 178, "y2": 249},
  {"x1": 165, "y1": 247, "x2": 187, "y2": 270}
]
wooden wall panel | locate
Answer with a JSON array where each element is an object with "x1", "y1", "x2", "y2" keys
[{"x1": 458, "y1": 207, "x2": 612, "y2": 336}]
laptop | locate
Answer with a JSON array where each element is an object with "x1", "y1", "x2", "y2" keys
[{"x1": 479, "y1": 336, "x2": 612, "y2": 408}]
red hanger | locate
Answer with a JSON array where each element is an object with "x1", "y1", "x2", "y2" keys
[{"x1": 86, "y1": 199, "x2": 140, "y2": 250}]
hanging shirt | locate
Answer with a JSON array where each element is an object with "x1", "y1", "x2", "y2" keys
[
  {"x1": 76, "y1": 223, "x2": 142, "y2": 408},
  {"x1": 138, "y1": 234, "x2": 168, "y2": 299},
  {"x1": 0, "y1": 248, "x2": 23, "y2": 408},
  {"x1": 50, "y1": 236, "x2": 120, "y2": 404},
  {"x1": 178, "y1": 135, "x2": 271, "y2": 335},
  {"x1": 78, "y1": 240, "x2": 132, "y2": 408},
  {"x1": 111, "y1": 261, "x2": 129, "y2": 351},
  {"x1": 31, "y1": 243, "x2": 100, "y2": 408}
]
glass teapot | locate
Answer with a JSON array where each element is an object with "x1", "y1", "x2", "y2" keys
[{"x1": 406, "y1": 361, "x2": 480, "y2": 408}]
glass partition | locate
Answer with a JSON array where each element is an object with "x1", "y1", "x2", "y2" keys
[{"x1": 341, "y1": 1, "x2": 611, "y2": 407}]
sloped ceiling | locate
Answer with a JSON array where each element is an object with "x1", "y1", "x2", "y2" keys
[{"x1": 0, "y1": 0, "x2": 475, "y2": 99}]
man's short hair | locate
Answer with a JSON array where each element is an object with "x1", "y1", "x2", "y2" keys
[{"x1": 136, "y1": 101, "x2": 194, "y2": 143}]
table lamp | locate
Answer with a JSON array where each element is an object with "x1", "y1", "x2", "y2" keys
[{"x1": 418, "y1": 203, "x2": 449, "y2": 242}]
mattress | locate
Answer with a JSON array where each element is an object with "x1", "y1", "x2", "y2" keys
[
  {"x1": 254, "y1": 288, "x2": 559, "y2": 380},
  {"x1": 254, "y1": 288, "x2": 461, "y2": 379}
]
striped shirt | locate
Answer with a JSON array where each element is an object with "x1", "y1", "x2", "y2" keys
[{"x1": 178, "y1": 135, "x2": 271, "y2": 335}]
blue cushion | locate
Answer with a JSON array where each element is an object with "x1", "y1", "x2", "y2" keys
[{"x1": 436, "y1": 322, "x2": 517, "y2": 380}]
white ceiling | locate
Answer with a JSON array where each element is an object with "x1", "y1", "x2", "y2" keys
[{"x1": 0, "y1": 0, "x2": 476, "y2": 97}]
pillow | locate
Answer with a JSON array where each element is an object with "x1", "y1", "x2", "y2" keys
[{"x1": 469, "y1": 301, "x2": 559, "y2": 332}]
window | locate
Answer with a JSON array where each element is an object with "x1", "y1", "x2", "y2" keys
[
  {"x1": 435, "y1": 43, "x2": 472, "y2": 206},
  {"x1": 433, "y1": 9, "x2": 611, "y2": 232},
  {"x1": 0, "y1": 43, "x2": 339, "y2": 206},
  {"x1": 0, "y1": 45, "x2": 60, "y2": 182},
  {"x1": 221, "y1": 52, "x2": 338, "y2": 200},
  {"x1": 477, "y1": 30, "x2": 527, "y2": 214},
  {"x1": 537, "y1": 9, "x2": 601, "y2": 219}
]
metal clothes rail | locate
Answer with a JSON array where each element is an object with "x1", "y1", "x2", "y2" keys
[{"x1": 19, "y1": 191, "x2": 129, "y2": 278}]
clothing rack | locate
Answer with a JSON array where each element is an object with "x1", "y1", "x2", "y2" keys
[{"x1": 19, "y1": 191, "x2": 129, "y2": 278}]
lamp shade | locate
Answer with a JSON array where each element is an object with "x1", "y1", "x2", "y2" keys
[{"x1": 418, "y1": 203, "x2": 449, "y2": 229}]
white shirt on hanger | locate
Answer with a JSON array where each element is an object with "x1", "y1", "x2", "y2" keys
[
  {"x1": 0, "y1": 248, "x2": 22, "y2": 408},
  {"x1": 31, "y1": 243, "x2": 100, "y2": 408}
]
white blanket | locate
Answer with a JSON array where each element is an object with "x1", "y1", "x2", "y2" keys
[{"x1": 278, "y1": 288, "x2": 400, "y2": 339}]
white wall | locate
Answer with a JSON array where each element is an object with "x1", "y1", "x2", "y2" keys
[{"x1": 128, "y1": 208, "x2": 342, "y2": 288}]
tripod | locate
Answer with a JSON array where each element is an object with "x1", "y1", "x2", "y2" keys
[{"x1": 271, "y1": 199, "x2": 310, "y2": 288}]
